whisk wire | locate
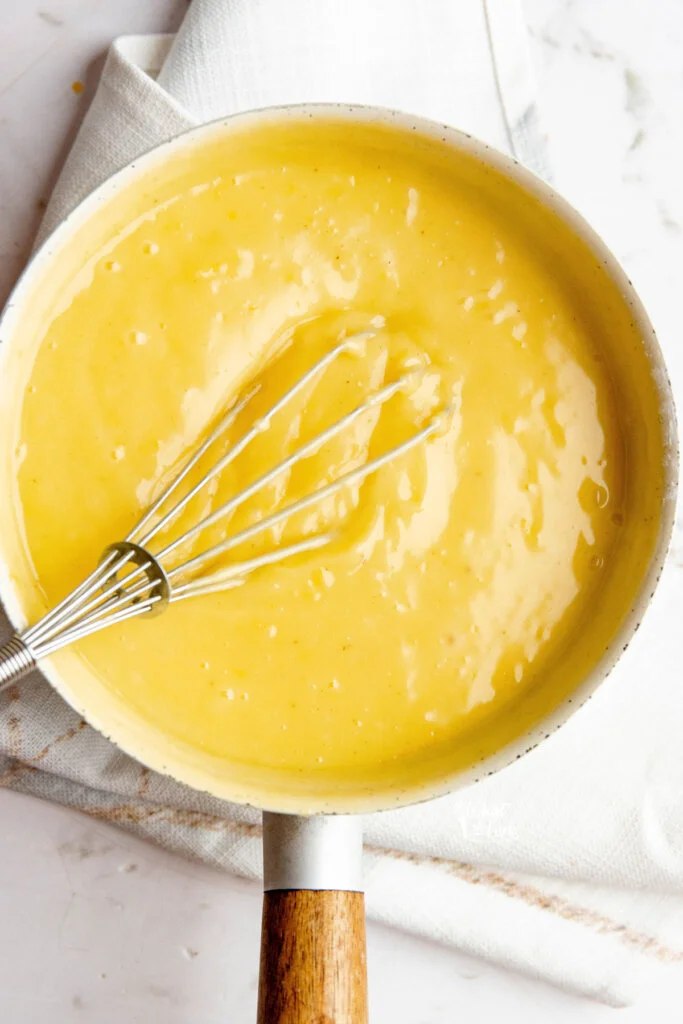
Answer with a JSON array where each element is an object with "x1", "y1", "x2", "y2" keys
[
  {"x1": 156, "y1": 370, "x2": 415, "y2": 568},
  {"x1": 169, "y1": 407, "x2": 450, "y2": 584},
  {"x1": 134, "y1": 334, "x2": 373, "y2": 552},
  {"x1": 129, "y1": 386, "x2": 256, "y2": 548}
]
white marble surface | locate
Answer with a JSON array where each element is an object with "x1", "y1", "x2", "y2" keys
[{"x1": 0, "y1": 0, "x2": 682, "y2": 1020}]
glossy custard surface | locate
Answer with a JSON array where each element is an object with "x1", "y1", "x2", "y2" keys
[{"x1": 1, "y1": 118, "x2": 665, "y2": 805}]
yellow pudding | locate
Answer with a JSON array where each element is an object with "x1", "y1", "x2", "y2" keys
[{"x1": 0, "y1": 115, "x2": 667, "y2": 807}]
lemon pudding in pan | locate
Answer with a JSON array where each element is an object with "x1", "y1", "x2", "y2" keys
[{"x1": 0, "y1": 116, "x2": 665, "y2": 802}]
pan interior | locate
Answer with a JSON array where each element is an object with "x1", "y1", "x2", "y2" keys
[{"x1": 0, "y1": 112, "x2": 669, "y2": 812}]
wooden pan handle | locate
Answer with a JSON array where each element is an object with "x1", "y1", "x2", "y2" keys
[
  {"x1": 258, "y1": 812, "x2": 367, "y2": 1024},
  {"x1": 257, "y1": 888, "x2": 367, "y2": 1023}
]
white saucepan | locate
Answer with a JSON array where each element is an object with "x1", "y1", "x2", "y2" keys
[{"x1": 0, "y1": 106, "x2": 677, "y2": 1022}]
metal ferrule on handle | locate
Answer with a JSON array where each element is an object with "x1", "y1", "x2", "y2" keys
[{"x1": 262, "y1": 812, "x2": 364, "y2": 892}]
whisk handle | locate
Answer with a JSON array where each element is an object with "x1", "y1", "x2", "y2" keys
[{"x1": 0, "y1": 636, "x2": 37, "y2": 690}]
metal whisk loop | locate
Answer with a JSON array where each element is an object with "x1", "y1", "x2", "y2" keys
[
  {"x1": 157, "y1": 371, "x2": 418, "y2": 571},
  {"x1": 169, "y1": 407, "x2": 449, "y2": 586},
  {"x1": 0, "y1": 332, "x2": 452, "y2": 688},
  {"x1": 100, "y1": 542, "x2": 171, "y2": 615},
  {"x1": 128, "y1": 333, "x2": 374, "y2": 552}
]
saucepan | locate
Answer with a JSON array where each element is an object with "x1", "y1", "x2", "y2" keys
[{"x1": 0, "y1": 106, "x2": 677, "y2": 1022}]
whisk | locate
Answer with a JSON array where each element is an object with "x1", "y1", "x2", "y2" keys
[{"x1": 0, "y1": 332, "x2": 450, "y2": 689}]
